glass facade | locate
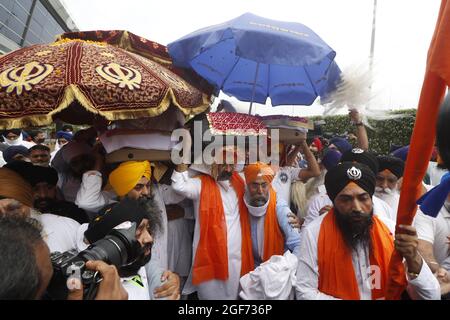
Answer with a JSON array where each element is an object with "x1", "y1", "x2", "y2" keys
[{"x1": 0, "y1": 0, "x2": 75, "y2": 52}]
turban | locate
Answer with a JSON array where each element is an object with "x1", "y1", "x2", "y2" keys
[
  {"x1": 2, "y1": 129, "x2": 21, "y2": 137},
  {"x1": 325, "y1": 162, "x2": 376, "y2": 202},
  {"x1": 377, "y1": 155, "x2": 405, "y2": 179},
  {"x1": 329, "y1": 137, "x2": 352, "y2": 153},
  {"x1": 4, "y1": 161, "x2": 58, "y2": 187},
  {"x1": 321, "y1": 149, "x2": 342, "y2": 171},
  {"x1": 3, "y1": 146, "x2": 29, "y2": 163},
  {"x1": 341, "y1": 148, "x2": 379, "y2": 175},
  {"x1": 56, "y1": 131, "x2": 73, "y2": 141},
  {"x1": 85, "y1": 198, "x2": 148, "y2": 244},
  {"x1": 391, "y1": 145, "x2": 409, "y2": 162},
  {"x1": 0, "y1": 168, "x2": 33, "y2": 207},
  {"x1": 312, "y1": 137, "x2": 323, "y2": 152},
  {"x1": 244, "y1": 162, "x2": 275, "y2": 184},
  {"x1": 109, "y1": 160, "x2": 151, "y2": 196}
]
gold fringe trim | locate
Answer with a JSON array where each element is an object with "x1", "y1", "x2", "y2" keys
[{"x1": 0, "y1": 83, "x2": 210, "y2": 130}]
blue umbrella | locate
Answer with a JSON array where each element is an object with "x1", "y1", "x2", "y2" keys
[{"x1": 168, "y1": 12, "x2": 341, "y2": 112}]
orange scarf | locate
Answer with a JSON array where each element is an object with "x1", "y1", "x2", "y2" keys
[
  {"x1": 317, "y1": 209, "x2": 406, "y2": 300},
  {"x1": 262, "y1": 187, "x2": 285, "y2": 262},
  {"x1": 192, "y1": 172, "x2": 254, "y2": 285}
]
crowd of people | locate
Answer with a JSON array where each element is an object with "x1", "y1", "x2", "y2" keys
[{"x1": 0, "y1": 106, "x2": 449, "y2": 301}]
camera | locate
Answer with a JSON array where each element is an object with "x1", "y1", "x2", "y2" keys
[{"x1": 46, "y1": 222, "x2": 141, "y2": 300}]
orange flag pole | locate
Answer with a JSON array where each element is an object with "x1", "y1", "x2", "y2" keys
[{"x1": 386, "y1": 0, "x2": 450, "y2": 299}]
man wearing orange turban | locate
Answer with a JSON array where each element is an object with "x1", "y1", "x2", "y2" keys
[{"x1": 243, "y1": 162, "x2": 301, "y2": 268}]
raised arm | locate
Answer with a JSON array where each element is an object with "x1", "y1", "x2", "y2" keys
[{"x1": 171, "y1": 164, "x2": 202, "y2": 200}]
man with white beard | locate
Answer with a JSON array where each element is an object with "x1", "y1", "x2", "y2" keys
[{"x1": 374, "y1": 156, "x2": 404, "y2": 219}]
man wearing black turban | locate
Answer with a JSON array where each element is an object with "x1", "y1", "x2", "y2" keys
[
  {"x1": 314, "y1": 148, "x2": 395, "y2": 223},
  {"x1": 4, "y1": 161, "x2": 89, "y2": 224},
  {"x1": 295, "y1": 162, "x2": 440, "y2": 300},
  {"x1": 340, "y1": 148, "x2": 379, "y2": 175},
  {"x1": 375, "y1": 156, "x2": 405, "y2": 214}
]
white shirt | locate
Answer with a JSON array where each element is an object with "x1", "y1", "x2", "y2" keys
[
  {"x1": 303, "y1": 191, "x2": 396, "y2": 229},
  {"x1": 121, "y1": 267, "x2": 151, "y2": 300},
  {"x1": 414, "y1": 206, "x2": 450, "y2": 266},
  {"x1": 75, "y1": 171, "x2": 116, "y2": 214},
  {"x1": 31, "y1": 211, "x2": 80, "y2": 253},
  {"x1": 375, "y1": 192, "x2": 400, "y2": 220},
  {"x1": 159, "y1": 184, "x2": 193, "y2": 277},
  {"x1": 295, "y1": 212, "x2": 441, "y2": 300},
  {"x1": 171, "y1": 170, "x2": 242, "y2": 300},
  {"x1": 427, "y1": 161, "x2": 448, "y2": 187},
  {"x1": 152, "y1": 185, "x2": 169, "y2": 271},
  {"x1": 272, "y1": 167, "x2": 302, "y2": 206}
]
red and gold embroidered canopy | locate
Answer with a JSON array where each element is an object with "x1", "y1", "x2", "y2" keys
[
  {"x1": 0, "y1": 39, "x2": 211, "y2": 129},
  {"x1": 58, "y1": 30, "x2": 214, "y2": 96}
]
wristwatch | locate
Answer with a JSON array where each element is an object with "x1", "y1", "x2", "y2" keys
[{"x1": 407, "y1": 270, "x2": 420, "y2": 280}]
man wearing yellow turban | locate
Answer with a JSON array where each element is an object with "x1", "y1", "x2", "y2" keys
[
  {"x1": 243, "y1": 162, "x2": 301, "y2": 268},
  {"x1": 109, "y1": 161, "x2": 152, "y2": 199}
]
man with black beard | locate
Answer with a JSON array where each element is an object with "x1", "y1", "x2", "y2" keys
[
  {"x1": 4, "y1": 161, "x2": 89, "y2": 224},
  {"x1": 76, "y1": 197, "x2": 174, "y2": 300},
  {"x1": 295, "y1": 162, "x2": 440, "y2": 300}
]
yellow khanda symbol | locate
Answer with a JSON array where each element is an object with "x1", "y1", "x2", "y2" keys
[
  {"x1": 0, "y1": 61, "x2": 54, "y2": 95},
  {"x1": 96, "y1": 63, "x2": 142, "y2": 90}
]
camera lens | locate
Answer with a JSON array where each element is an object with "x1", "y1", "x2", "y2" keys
[{"x1": 80, "y1": 234, "x2": 129, "y2": 267}]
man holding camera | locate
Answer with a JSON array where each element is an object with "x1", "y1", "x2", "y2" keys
[
  {"x1": 76, "y1": 197, "x2": 180, "y2": 300},
  {"x1": 75, "y1": 159, "x2": 178, "y2": 298},
  {"x1": 0, "y1": 215, "x2": 127, "y2": 300}
]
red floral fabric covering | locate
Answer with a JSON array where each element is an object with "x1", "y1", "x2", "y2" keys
[{"x1": 207, "y1": 112, "x2": 267, "y2": 136}]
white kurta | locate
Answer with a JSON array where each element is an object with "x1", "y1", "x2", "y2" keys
[
  {"x1": 295, "y1": 212, "x2": 441, "y2": 300},
  {"x1": 31, "y1": 211, "x2": 80, "y2": 253},
  {"x1": 152, "y1": 185, "x2": 169, "y2": 271},
  {"x1": 414, "y1": 206, "x2": 450, "y2": 267},
  {"x1": 375, "y1": 192, "x2": 400, "y2": 219},
  {"x1": 171, "y1": 170, "x2": 242, "y2": 300},
  {"x1": 427, "y1": 161, "x2": 448, "y2": 187},
  {"x1": 272, "y1": 167, "x2": 302, "y2": 206},
  {"x1": 159, "y1": 184, "x2": 193, "y2": 278}
]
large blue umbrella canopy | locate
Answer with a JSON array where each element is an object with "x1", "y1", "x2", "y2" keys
[{"x1": 168, "y1": 12, "x2": 341, "y2": 107}]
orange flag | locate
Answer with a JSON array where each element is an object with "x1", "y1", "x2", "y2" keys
[{"x1": 386, "y1": 0, "x2": 450, "y2": 299}]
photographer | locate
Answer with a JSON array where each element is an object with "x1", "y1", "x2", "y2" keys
[
  {"x1": 0, "y1": 215, "x2": 127, "y2": 300},
  {"x1": 76, "y1": 197, "x2": 180, "y2": 300}
]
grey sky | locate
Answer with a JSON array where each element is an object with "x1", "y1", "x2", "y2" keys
[{"x1": 62, "y1": 0, "x2": 441, "y2": 116}]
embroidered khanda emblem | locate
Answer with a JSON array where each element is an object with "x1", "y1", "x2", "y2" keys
[
  {"x1": 96, "y1": 63, "x2": 142, "y2": 90},
  {"x1": 0, "y1": 61, "x2": 54, "y2": 95},
  {"x1": 347, "y1": 167, "x2": 362, "y2": 180},
  {"x1": 352, "y1": 148, "x2": 364, "y2": 154},
  {"x1": 279, "y1": 172, "x2": 289, "y2": 183}
]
